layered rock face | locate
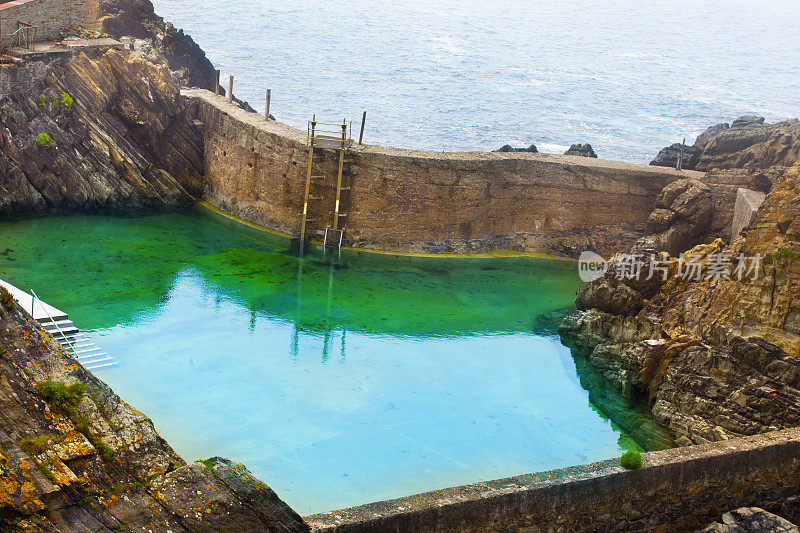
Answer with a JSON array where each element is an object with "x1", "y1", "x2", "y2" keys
[
  {"x1": 562, "y1": 135, "x2": 800, "y2": 445},
  {"x1": 96, "y1": 0, "x2": 218, "y2": 91},
  {"x1": 0, "y1": 49, "x2": 204, "y2": 216},
  {"x1": 651, "y1": 116, "x2": 800, "y2": 173},
  {"x1": 0, "y1": 292, "x2": 308, "y2": 531}
]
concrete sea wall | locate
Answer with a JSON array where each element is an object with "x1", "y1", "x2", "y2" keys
[
  {"x1": 184, "y1": 89, "x2": 699, "y2": 257},
  {"x1": 306, "y1": 427, "x2": 800, "y2": 532}
]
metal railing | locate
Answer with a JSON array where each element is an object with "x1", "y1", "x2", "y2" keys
[
  {"x1": 1, "y1": 24, "x2": 36, "y2": 55},
  {"x1": 30, "y1": 289, "x2": 78, "y2": 357}
]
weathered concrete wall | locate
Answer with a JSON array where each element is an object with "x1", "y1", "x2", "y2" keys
[
  {"x1": 184, "y1": 89, "x2": 700, "y2": 257},
  {"x1": 306, "y1": 427, "x2": 800, "y2": 532},
  {"x1": 0, "y1": 0, "x2": 87, "y2": 43}
]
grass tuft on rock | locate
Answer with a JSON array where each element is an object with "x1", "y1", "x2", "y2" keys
[
  {"x1": 620, "y1": 450, "x2": 643, "y2": 470},
  {"x1": 19, "y1": 435, "x2": 56, "y2": 456},
  {"x1": 37, "y1": 381, "x2": 86, "y2": 415}
]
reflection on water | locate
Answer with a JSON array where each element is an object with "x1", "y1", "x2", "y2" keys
[{"x1": 0, "y1": 207, "x2": 672, "y2": 513}]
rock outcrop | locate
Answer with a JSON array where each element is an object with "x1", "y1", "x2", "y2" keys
[
  {"x1": 650, "y1": 117, "x2": 800, "y2": 173},
  {"x1": 699, "y1": 507, "x2": 799, "y2": 533},
  {"x1": 643, "y1": 178, "x2": 713, "y2": 256},
  {"x1": 0, "y1": 289, "x2": 308, "y2": 531},
  {"x1": 0, "y1": 48, "x2": 204, "y2": 216},
  {"x1": 562, "y1": 124, "x2": 800, "y2": 446},
  {"x1": 493, "y1": 144, "x2": 537, "y2": 153},
  {"x1": 97, "y1": 0, "x2": 218, "y2": 91},
  {"x1": 563, "y1": 143, "x2": 597, "y2": 158}
]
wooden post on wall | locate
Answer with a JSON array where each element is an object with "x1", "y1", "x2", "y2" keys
[
  {"x1": 265, "y1": 89, "x2": 271, "y2": 120},
  {"x1": 215, "y1": 70, "x2": 220, "y2": 95},
  {"x1": 228, "y1": 75, "x2": 234, "y2": 103}
]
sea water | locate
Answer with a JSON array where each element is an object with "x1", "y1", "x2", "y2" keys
[{"x1": 150, "y1": 0, "x2": 800, "y2": 162}]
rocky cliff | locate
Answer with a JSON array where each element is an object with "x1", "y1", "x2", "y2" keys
[
  {"x1": 0, "y1": 288, "x2": 308, "y2": 531},
  {"x1": 562, "y1": 121, "x2": 800, "y2": 446},
  {"x1": 96, "y1": 0, "x2": 218, "y2": 91},
  {"x1": 0, "y1": 48, "x2": 204, "y2": 216}
]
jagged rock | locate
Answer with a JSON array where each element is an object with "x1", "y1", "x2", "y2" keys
[
  {"x1": 649, "y1": 142, "x2": 702, "y2": 170},
  {"x1": 748, "y1": 173, "x2": 773, "y2": 194},
  {"x1": 98, "y1": 0, "x2": 218, "y2": 91},
  {"x1": 697, "y1": 119, "x2": 800, "y2": 171},
  {"x1": 494, "y1": 144, "x2": 537, "y2": 153},
  {"x1": 563, "y1": 143, "x2": 597, "y2": 158},
  {"x1": 694, "y1": 123, "x2": 730, "y2": 150},
  {"x1": 576, "y1": 278, "x2": 644, "y2": 316},
  {"x1": 645, "y1": 178, "x2": 713, "y2": 256},
  {"x1": 731, "y1": 116, "x2": 766, "y2": 129},
  {"x1": 697, "y1": 507, "x2": 798, "y2": 532}
]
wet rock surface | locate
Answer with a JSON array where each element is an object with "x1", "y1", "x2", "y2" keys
[{"x1": 493, "y1": 143, "x2": 537, "y2": 153}]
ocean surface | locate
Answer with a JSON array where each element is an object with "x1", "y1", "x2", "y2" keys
[
  {"x1": 151, "y1": 0, "x2": 800, "y2": 162},
  {"x1": 0, "y1": 208, "x2": 672, "y2": 513}
]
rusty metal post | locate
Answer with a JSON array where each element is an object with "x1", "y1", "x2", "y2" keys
[
  {"x1": 215, "y1": 70, "x2": 220, "y2": 95},
  {"x1": 358, "y1": 111, "x2": 366, "y2": 145},
  {"x1": 677, "y1": 137, "x2": 685, "y2": 170},
  {"x1": 228, "y1": 75, "x2": 234, "y2": 103},
  {"x1": 265, "y1": 89, "x2": 271, "y2": 120}
]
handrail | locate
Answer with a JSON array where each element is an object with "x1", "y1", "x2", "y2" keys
[
  {"x1": 1, "y1": 25, "x2": 36, "y2": 54},
  {"x1": 30, "y1": 289, "x2": 78, "y2": 357}
]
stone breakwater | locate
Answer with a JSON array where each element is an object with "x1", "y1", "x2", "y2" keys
[
  {"x1": 306, "y1": 428, "x2": 800, "y2": 532},
  {"x1": 184, "y1": 89, "x2": 696, "y2": 258}
]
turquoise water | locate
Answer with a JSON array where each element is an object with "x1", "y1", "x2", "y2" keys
[
  {"x1": 151, "y1": 0, "x2": 800, "y2": 162},
  {"x1": 0, "y1": 209, "x2": 671, "y2": 513}
]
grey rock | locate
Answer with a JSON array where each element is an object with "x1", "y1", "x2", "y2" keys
[
  {"x1": 697, "y1": 506, "x2": 798, "y2": 532},
  {"x1": 694, "y1": 123, "x2": 730, "y2": 150},
  {"x1": 576, "y1": 278, "x2": 644, "y2": 316},
  {"x1": 731, "y1": 116, "x2": 766, "y2": 129},
  {"x1": 494, "y1": 144, "x2": 538, "y2": 153},
  {"x1": 563, "y1": 143, "x2": 597, "y2": 158}
]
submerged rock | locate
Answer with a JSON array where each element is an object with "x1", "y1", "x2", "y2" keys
[{"x1": 563, "y1": 143, "x2": 597, "y2": 158}]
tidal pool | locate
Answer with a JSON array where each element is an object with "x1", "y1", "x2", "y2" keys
[{"x1": 0, "y1": 208, "x2": 671, "y2": 514}]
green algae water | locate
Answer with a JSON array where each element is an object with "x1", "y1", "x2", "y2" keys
[{"x1": 0, "y1": 208, "x2": 671, "y2": 513}]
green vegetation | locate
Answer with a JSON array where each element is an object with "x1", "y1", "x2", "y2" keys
[
  {"x1": 98, "y1": 442, "x2": 117, "y2": 463},
  {"x1": 36, "y1": 463, "x2": 58, "y2": 484},
  {"x1": 36, "y1": 133, "x2": 56, "y2": 147},
  {"x1": 38, "y1": 94, "x2": 46, "y2": 107},
  {"x1": 37, "y1": 381, "x2": 86, "y2": 415},
  {"x1": 35, "y1": 380, "x2": 117, "y2": 462},
  {"x1": 18, "y1": 434, "x2": 56, "y2": 455},
  {"x1": 620, "y1": 450, "x2": 643, "y2": 470},
  {"x1": 60, "y1": 92, "x2": 73, "y2": 110},
  {"x1": 77, "y1": 494, "x2": 96, "y2": 505},
  {"x1": 0, "y1": 286, "x2": 16, "y2": 310},
  {"x1": 22, "y1": 367, "x2": 32, "y2": 377},
  {"x1": 696, "y1": 299, "x2": 707, "y2": 308},
  {"x1": 774, "y1": 248, "x2": 799, "y2": 260},
  {"x1": 196, "y1": 458, "x2": 214, "y2": 469}
]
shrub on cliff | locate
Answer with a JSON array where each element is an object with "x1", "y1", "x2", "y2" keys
[
  {"x1": 620, "y1": 450, "x2": 643, "y2": 470},
  {"x1": 36, "y1": 133, "x2": 56, "y2": 147}
]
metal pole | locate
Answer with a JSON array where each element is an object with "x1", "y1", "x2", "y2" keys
[
  {"x1": 265, "y1": 89, "x2": 271, "y2": 119},
  {"x1": 677, "y1": 137, "x2": 685, "y2": 170},
  {"x1": 299, "y1": 120, "x2": 316, "y2": 256},
  {"x1": 215, "y1": 70, "x2": 220, "y2": 95},
  {"x1": 228, "y1": 75, "x2": 234, "y2": 103},
  {"x1": 358, "y1": 111, "x2": 366, "y2": 145},
  {"x1": 333, "y1": 121, "x2": 346, "y2": 230}
]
